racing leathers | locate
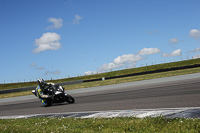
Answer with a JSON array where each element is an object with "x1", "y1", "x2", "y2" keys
[{"x1": 36, "y1": 82, "x2": 54, "y2": 106}]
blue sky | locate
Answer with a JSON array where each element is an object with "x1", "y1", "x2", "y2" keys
[{"x1": 1, "y1": 0, "x2": 200, "y2": 83}]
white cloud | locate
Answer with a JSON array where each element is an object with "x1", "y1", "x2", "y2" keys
[
  {"x1": 99, "y1": 63, "x2": 124, "y2": 71},
  {"x1": 126, "y1": 63, "x2": 136, "y2": 69},
  {"x1": 52, "y1": 70, "x2": 60, "y2": 75},
  {"x1": 99, "y1": 54, "x2": 143, "y2": 72},
  {"x1": 72, "y1": 14, "x2": 83, "y2": 25},
  {"x1": 44, "y1": 70, "x2": 60, "y2": 75},
  {"x1": 193, "y1": 54, "x2": 200, "y2": 59},
  {"x1": 85, "y1": 48, "x2": 162, "y2": 73},
  {"x1": 163, "y1": 49, "x2": 182, "y2": 57},
  {"x1": 30, "y1": 63, "x2": 45, "y2": 70},
  {"x1": 33, "y1": 32, "x2": 61, "y2": 53},
  {"x1": 114, "y1": 54, "x2": 143, "y2": 64},
  {"x1": 189, "y1": 29, "x2": 200, "y2": 39},
  {"x1": 189, "y1": 48, "x2": 200, "y2": 52},
  {"x1": 84, "y1": 71, "x2": 99, "y2": 75},
  {"x1": 138, "y1": 48, "x2": 160, "y2": 55},
  {"x1": 47, "y1": 17, "x2": 63, "y2": 29},
  {"x1": 169, "y1": 38, "x2": 178, "y2": 44},
  {"x1": 30, "y1": 63, "x2": 37, "y2": 68}
]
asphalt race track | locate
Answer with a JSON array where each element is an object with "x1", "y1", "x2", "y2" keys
[{"x1": 1, "y1": 73, "x2": 200, "y2": 117}]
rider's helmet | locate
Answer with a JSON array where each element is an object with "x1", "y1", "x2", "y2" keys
[{"x1": 37, "y1": 78, "x2": 45, "y2": 88}]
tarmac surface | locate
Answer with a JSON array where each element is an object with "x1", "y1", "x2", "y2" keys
[{"x1": 1, "y1": 73, "x2": 200, "y2": 118}]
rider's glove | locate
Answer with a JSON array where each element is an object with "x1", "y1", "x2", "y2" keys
[{"x1": 41, "y1": 94, "x2": 51, "y2": 99}]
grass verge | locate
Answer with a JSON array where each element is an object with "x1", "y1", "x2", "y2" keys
[
  {"x1": 1, "y1": 67, "x2": 200, "y2": 99},
  {"x1": 1, "y1": 58, "x2": 200, "y2": 90},
  {"x1": 1, "y1": 117, "x2": 200, "y2": 132}
]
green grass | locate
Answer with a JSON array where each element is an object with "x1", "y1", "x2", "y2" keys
[
  {"x1": 1, "y1": 58, "x2": 200, "y2": 91},
  {"x1": 1, "y1": 66, "x2": 200, "y2": 99},
  {"x1": 63, "y1": 67, "x2": 200, "y2": 90},
  {"x1": 1, "y1": 117, "x2": 200, "y2": 132}
]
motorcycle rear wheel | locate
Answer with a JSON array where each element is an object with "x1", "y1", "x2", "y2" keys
[{"x1": 65, "y1": 94, "x2": 75, "y2": 104}]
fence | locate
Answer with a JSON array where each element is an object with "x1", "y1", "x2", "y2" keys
[
  {"x1": 1, "y1": 63, "x2": 200, "y2": 94},
  {"x1": 1, "y1": 55, "x2": 200, "y2": 84}
]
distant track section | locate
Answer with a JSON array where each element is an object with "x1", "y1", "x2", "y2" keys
[
  {"x1": 0, "y1": 80, "x2": 83, "y2": 94},
  {"x1": 84, "y1": 64, "x2": 200, "y2": 82}
]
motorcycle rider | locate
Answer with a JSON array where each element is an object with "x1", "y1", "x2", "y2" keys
[{"x1": 36, "y1": 78, "x2": 54, "y2": 106}]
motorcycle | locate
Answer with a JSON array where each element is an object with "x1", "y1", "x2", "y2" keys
[{"x1": 32, "y1": 84, "x2": 75, "y2": 106}]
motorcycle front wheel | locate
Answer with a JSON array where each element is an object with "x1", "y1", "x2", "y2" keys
[
  {"x1": 65, "y1": 94, "x2": 75, "y2": 104},
  {"x1": 45, "y1": 98, "x2": 52, "y2": 107}
]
